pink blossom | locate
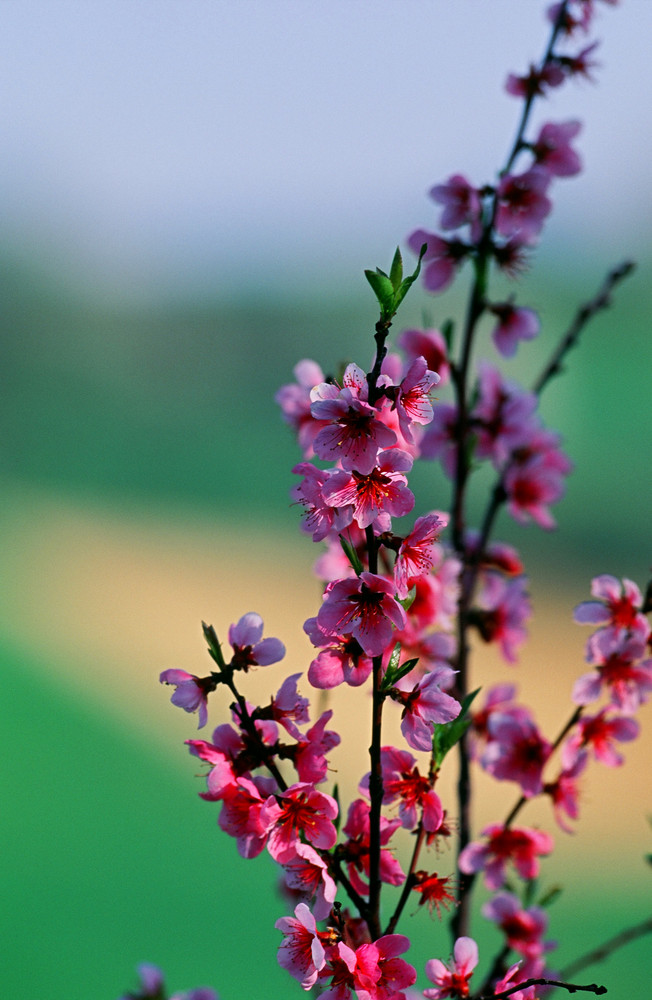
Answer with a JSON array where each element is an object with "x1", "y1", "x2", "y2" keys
[
  {"x1": 262, "y1": 782, "x2": 338, "y2": 863},
  {"x1": 488, "y1": 302, "x2": 540, "y2": 358},
  {"x1": 341, "y1": 798, "x2": 405, "y2": 896},
  {"x1": 407, "y1": 229, "x2": 469, "y2": 293},
  {"x1": 395, "y1": 357, "x2": 440, "y2": 442},
  {"x1": 393, "y1": 667, "x2": 461, "y2": 752},
  {"x1": 311, "y1": 386, "x2": 397, "y2": 475},
  {"x1": 159, "y1": 669, "x2": 212, "y2": 729},
  {"x1": 563, "y1": 40, "x2": 600, "y2": 82},
  {"x1": 397, "y1": 328, "x2": 450, "y2": 386},
  {"x1": 495, "y1": 167, "x2": 552, "y2": 242},
  {"x1": 292, "y1": 709, "x2": 341, "y2": 784},
  {"x1": 275, "y1": 359, "x2": 328, "y2": 457},
  {"x1": 275, "y1": 902, "x2": 326, "y2": 989},
  {"x1": 481, "y1": 711, "x2": 552, "y2": 797},
  {"x1": 473, "y1": 363, "x2": 539, "y2": 467},
  {"x1": 429, "y1": 174, "x2": 482, "y2": 233},
  {"x1": 573, "y1": 574, "x2": 649, "y2": 643},
  {"x1": 317, "y1": 572, "x2": 407, "y2": 658},
  {"x1": 394, "y1": 512, "x2": 447, "y2": 599},
  {"x1": 505, "y1": 61, "x2": 565, "y2": 98},
  {"x1": 218, "y1": 775, "x2": 275, "y2": 858},
  {"x1": 473, "y1": 573, "x2": 531, "y2": 664},
  {"x1": 573, "y1": 629, "x2": 652, "y2": 713},
  {"x1": 419, "y1": 401, "x2": 459, "y2": 477},
  {"x1": 281, "y1": 843, "x2": 338, "y2": 921},
  {"x1": 458, "y1": 824, "x2": 554, "y2": 890},
  {"x1": 305, "y1": 616, "x2": 373, "y2": 689},
  {"x1": 269, "y1": 673, "x2": 310, "y2": 739},
  {"x1": 483, "y1": 892, "x2": 551, "y2": 958},
  {"x1": 490, "y1": 960, "x2": 540, "y2": 1000},
  {"x1": 376, "y1": 745, "x2": 444, "y2": 832},
  {"x1": 531, "y1": 120, "x2": 582, "y2": 176},
  {"x1": 563, "y1": 708, "x2": 639, "y2": 769},
  {"x1": 322, "y1": 449, "x2": 415, "y2": 529},
  {"x1": 292, "y1": 462, "x2": 354, "y2": 541},
  {"x1": 545, "y1": 758, "x2": 585, "y2": 832},
  {"x1": 228, "y1": 612, "x2": 286, "y2": 670},
  {"x1": 354, "y1": 935, "x2": 416, "y2": 1000},
  {"x1": 469, "y1": 683, "x2": 522, "y2": 759},
  {"x1": 424, "y1": 936, "x2": 478, "y2": 999},
  {"x1": 412, "y1": 871, "x2": 457, "y2": 918}
]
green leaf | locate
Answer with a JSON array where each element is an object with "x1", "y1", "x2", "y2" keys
[
  {"x1": 397, "y1": 586, "x2": 416, "y2": 613},
  {"x1": 441, "y1": 318, "x2": 455, "y2": 352},
  {"x1": 202, "y1": 621, "x2": 226, "y2": 669},
  {"x1": 391, "y1": 656, "x2": 420, "y2": 685},
  {"x1": 365, "y1": 269, "x2": 395, "y2": 313},
  {"x1": 331, "y1": 783, "x2": 341, "y2": 833},
  {"x1": 392, "y1": 243, "x2": 427, "y2": 312},
  {"x1": 389, "y1": 247, "x2": 403, "y2": 290},
  {"x1": 538, "y1": 884, "x2": 563, "y2": 908},
  {"x1": 339, "y1": 533, "x2": 364, "y2": 576},
  {"x1": 432, "y1": 687, "x2": 481, "y2": 767}
]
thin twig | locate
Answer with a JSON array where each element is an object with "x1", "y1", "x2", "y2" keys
[{"x1": 476, "y1": 977, "x2": 606, "y2": 999}]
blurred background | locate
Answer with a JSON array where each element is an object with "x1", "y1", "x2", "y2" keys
[{"x1": 1, "y1": 2, "x2": 651, "y2": 998}]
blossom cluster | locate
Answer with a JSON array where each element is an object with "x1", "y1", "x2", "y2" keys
[{"x1": 120, "y1": 3, "x2": 650, "y2": 1000}]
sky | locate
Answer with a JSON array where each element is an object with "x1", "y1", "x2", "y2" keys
[{"x1": 2, "y1": 0, "x2": 650, "y2": 297}]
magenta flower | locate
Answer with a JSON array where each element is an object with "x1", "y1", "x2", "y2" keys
[
  {"x1": 394, "y1": 667, "x2": 461, "y2": 752},
  {"x1": 473, "y1": 572, "x2": 531, "y2": 664},
  {"x1": 473, "y1": 363, "x2": 539, "y2": 467},
  {"x1": 424, "y1": 936, "x2": 478, "y2": 999},
  {"x1": 305, "y1": 615, "x2": 373, "y2": 689},
  {"x1": 562, "y1": 709, "x2": 639, "y2": 769},
  {"x1": 429, "y1": 173, "x2": 482, "y2": 232},
  {"x1": 275, "y1": 902, "x2": 326, "y2": 989},
  {"x1": 275, "y1": 359, "x2": 329, "y2": 457},
  {"x1": 394, "y1": 512, "x2": 446, "y2": 599},
  {"x1": 311, "y1": 385, "x2": 397, "y2": 475},
  {"x1": 481, "y1": 711, "x2": 552, "y2": 797},
  {"x1": 505, "y1": 428, "x2": 572, "y2": 529},
  {"x1": 341, "y1": 798, "x2": 405, "y2": 896},
  {"x1": 228, "y1": 612, "x2": 286, "y2": 670},
  {"x1": 262, "y1": 782, "x2": 338, "y2": 863},
  {"x1": 292, "y1": 462, "x2": 354, "y2": 542},
  {"x1": 459, "y1": 824, "x2": 554, "y2": 890},
  {"x1": 293, "y1": 709, "x2": 341, "y2": 785},
  {"x1": 317, "y1": 572, "x2": 407, "y2": 658},
  {"x1": 505, "y1": 61, "x2": 565, "y2": 99},
  {"x1": 353, "y1": 934, "x2": 416, "y2": 1000},
  {"x1": 531, "y1": 120, "x2": 582, "y2": 176},
  {"x1": 398, "y1": 327, "x2": 450, "y2": 386},
  {"x1": 407, "y1": 228, "x2": 469, "y2": 293},
  {"x1": 483, "y1": 892, "x2": 552, "y2": 959},
  {"x1": 218, "y1": 775, "x2": 275, "y2": 858},
  {"x1": 488, "y1": 302, "x2": 540, "y2": 358},
  {"x1": 419, "y1": 401, "x2": 460, "y2": 478},
  {"x1": 573, "y1": 630, "x2": 652, "y2": 713},
  {"x1": 495, "y1": 167, "x2": 552, "y2": 242},
  {"x1": 281, "y1": 843, "x2": 338, "y2": 921},
  {"x1": 322, "y1": 449, "x2": 415, "y2": 529},
  {"x1": 395, "y1": 357, "x2": 440, "y2": 442},
  {"x1": 377, "y1": 745, "x2": 444, "y2": 832},
  {"x1": 270, "y1": 672, "x2": 310, "y2": 739},
  {"x1": 159, "y1": 669, "x2": 212, "y2": 729},
  {"x1": 574, "y1": 574, "x2": 649, "y2": 644}
]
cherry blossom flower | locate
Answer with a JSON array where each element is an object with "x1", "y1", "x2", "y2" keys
[
  {"x1": 341, "y1": 799, "x2": 405, "y2": 896},
  {"x1": 267, "y1": 673, "x2": 310, "y2": 739},
  {"x1": 472, "y1": 573, "x2": 531, "y2": 664},
  {"x1": 482, "y1": 892, "x2": 551, "y2": 958},
  {"x1": 429, "y1": 174, "x2": 482, "y2": 233},
  {"x1": 353, "y1": 935, "x2": 416, "y2": 1000},
  {"x1": 495, "y1": 167, "x2": 552, "y2": 242},
  {"x1": 488, "y1": 302, "x2": 540, "y2": 358},
  {"x1": 458, "y1": 824, "x2": 554, "y2": 890},
  {"x1": 407, "y1": 229, "x2": 469, "y2": 293},
  {"x1": 481, "y1": 710, "x2": 552, "y2": 796},
  {"x1": 292, "y1": 709, "x2": 341, "y2": 785},
  {"x1": 275, "y1": 902, "x2": 326, "y2": 989},
  {"x1": 394, "y1": 512, "x2": 446, "y2": 599},
  {"x1": 573, "y1": 574, "x2": 649, "y2": 644},
  {"x1": 573, "y1": 629, "x2": 652, "y2": 713},
  {"x1": 397, "y1": 328, "x2": 451, "y2": 386},
  {"x1": 218, "y1": 775, "x2": 275, "y2": 858},
  {"x1": 472, "y1": 363, "x2": 539, "y2": 467},
  {"x1": 275, "y1": 359, "x2": 328, "y2": 457},
  {"x1": 419, "y1": 401, "x2": 460, "y2": 477},
  {"x1": 424, "y1": 936, "x2": 478, "y2": 999},
  {"x1": 490, "y1": 960, "x2": 539, "y2": 1000},
  {"x1": 159, "y1": 669, "x2": 213, "y2": 729},
  {"x1": 292, "y1": 462, "x2": 354, "y2": 542},
  {"x1": 305, "y1": 616, "x2": 373, "y2": 689},
  {"x1": 262, "y1": 782, "x2": 338, "y2": 863},
  {"x1": 544, "y1": 757, "x2": 585, "y2": 832},
  {"x1": 469, "y1": 683, "x2": 522, "y2": 759},
  {"x1": 322, "y1": 449, "x2": 415, "y2": 529},
  {"x1": 228, "y1": 613, "x2": 286, "y2": 670},
  {"x1": 392, "y1": 667, "x2": 461, "y2": 752},
  {"x1": 317, "y1": 572, "x2": 407, "y2": 658},
  {"x1": 371, "y1": 745, "x2": 444, "y2": 832},
  {"x1": 562, "y1": 709, "x2": 639, "y2": 771},
  {"x1": 505, "y1": 61, "x2": 564, "y2": 98},
  {"x1": 395, "y1": 357, "x2": 440, "y2": 443},
  {"x1": 531, "y1": 120, "x2": 582, "y2": 176},
  {"x1": 412, "y1": 871, "x2": 457, "y2": 918},
  {"x1": 311, "y1": 385, "x2": 397, "y2": 474},
  {"x1": 281, "y1": 843, "x2": 338, "y2": 921}
]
